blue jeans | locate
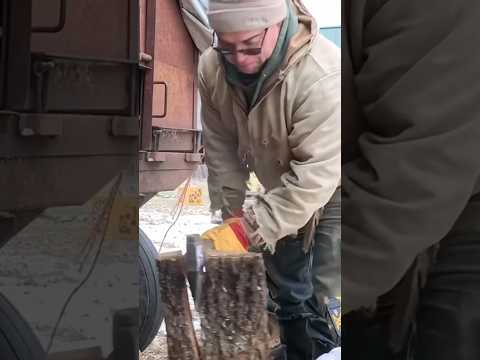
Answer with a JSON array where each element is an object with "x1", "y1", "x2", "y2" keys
[
  {"x1": 312, "y1": 189, "x2": 341, "y2": 300},
  {"x1": 262, "y1": 189, "x2": 341, "y2": 360}
]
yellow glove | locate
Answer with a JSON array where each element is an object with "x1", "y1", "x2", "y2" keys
[{"x1": 201, "y1": 218, "x2": 248, "y2": 253}]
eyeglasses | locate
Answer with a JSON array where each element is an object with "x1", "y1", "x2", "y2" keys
[{"x1": 212, "y1": 28, "x2": 268, "y2": 58}]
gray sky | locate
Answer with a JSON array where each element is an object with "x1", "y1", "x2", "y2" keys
[{"x1": 301, "y1": 0, "x2": 341, "y2": 27}]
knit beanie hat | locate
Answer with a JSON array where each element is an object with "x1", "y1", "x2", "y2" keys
[{"x1": 207, "y1": 0, "x2": 288, "y2": 32}]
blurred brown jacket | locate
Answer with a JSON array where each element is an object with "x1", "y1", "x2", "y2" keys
[{"x1": 342, "y1": 0, "x2": 480, "y2": 315}]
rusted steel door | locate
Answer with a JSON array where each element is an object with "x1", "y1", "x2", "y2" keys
[
  {"x1": 29, "y1": 0, "x2": 139, "y2": 115},
  {"x1": 139, "y1": 0, "x2": 202, "y2": 194},
  {"x1": 1, "y1": 0, "x2": 140, "y2": 212},
  {"x1": 152, "y1": 0, "x2": 197, "y2": 131}
]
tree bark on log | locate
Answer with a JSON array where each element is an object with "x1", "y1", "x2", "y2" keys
[
  {"x1": 198, "y1": 252, "x2": 270, "y2": 360},
  {"x1": 158, "y1": 252, "x2": 201, "y2": 360}
]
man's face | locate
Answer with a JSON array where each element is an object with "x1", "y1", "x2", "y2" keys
[{"x1": 217, "y1": 23, "x2": 282, "y2": 74}]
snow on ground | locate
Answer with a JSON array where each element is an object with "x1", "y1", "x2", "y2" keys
[
  {"x1": 141, "y1": 212, "x2": 213, "y2": 254},
  {"x1": 140, "y1": 169, "x2": 215, "y2": 254},
  {"x1": 140, "y1": 186, "x2": 214, "y2": 250},
  {"x1": 0, "y1": 205, "x2": 138, "y2": 358}
]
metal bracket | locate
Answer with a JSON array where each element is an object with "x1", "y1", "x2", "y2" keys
[
  {"x1": 152, "y1": 81, "x2": 168, "y2": 118},
  {"x1": 18, "y1": 114, "x2": 63, "y2": 136},
  {"x1": 144, "y1": 152, "x2": 167, "y2": 163}
]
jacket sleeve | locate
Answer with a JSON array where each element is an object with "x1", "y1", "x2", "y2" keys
[
  {"x1": 253, "y1": 70, "x2": 341, "y2": 250},
  {"x1": 342, "y1": 0, "x2": 480, "y2": 313},
  {"x1": 198, "y1": 66, "x2": 250, "y2": 214}
]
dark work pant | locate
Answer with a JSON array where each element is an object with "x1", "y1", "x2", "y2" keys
[
  {"x1": 415, "y1": 194, "x2": 480, "y2": 360},
  {"x1": 312, "y1": 188, "x2": 341, "y2": 301},
  {"x1": 263, "y1": 190, "x2": 340, "y2": 360},
  {"x1": 342, "y1": 194, "x2": 480, "y2": 360}
]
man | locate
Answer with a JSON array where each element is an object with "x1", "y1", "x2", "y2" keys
[
  {"x1": 199, "y1": 0, "x2": 341, "y2": 358},
  {"x1": 342, "y1": 0, "x2": 480, "y2": 359}
]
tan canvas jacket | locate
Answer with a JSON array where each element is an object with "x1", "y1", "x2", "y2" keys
[{"x1": 198, "y1": 0, "x2": 341, "y2": 251}]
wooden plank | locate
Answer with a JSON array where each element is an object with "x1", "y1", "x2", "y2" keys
[
  {"x1": 157, "y1": 253, "x2": 201, "y2": 360},
  {"x1": 198, "y1": 253, "x2": 270, "y2": 359}
]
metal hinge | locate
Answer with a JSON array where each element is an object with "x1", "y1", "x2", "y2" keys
[{"x1": 144, "y1": 152, "x2": 167, "y2": 163}]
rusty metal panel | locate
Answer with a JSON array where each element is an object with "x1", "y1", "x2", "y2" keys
[
  {"x1": 140, "y1": 0, "x2": 199, "y2": 155},
  {"x1": 31, "y1": 0, "x2": 133, "y2": 60},
  {"x1": 139, "y1": 0, "x2": 147, "y2": 54},
  {"x1": 139, "y1": 152, "x2": 199, "y2": 193},
  {"x1": 140, "y1": 169, "x2": 195, "y2": 193},
  {"x1": 31, "y1": 0, "x2": 63, "y2": 31},
  {"x1": 0, "y1": 1, "x2": 6, "y2": 108},
  {"x1": 144, "y1": 152, "x2": 167, "y2": 162},
  {"x1": 185, "y1": 152, "x2": 203, "y2": 163},
  {"x1": 1, "y1": 1, "x2": 140, "y2": 215},
  {"x1": 151, "y1": 65, "x2": 196, "y2": 130},
  {"x1": 152, "y1": 0, "x2": 197, "y2": 131},
  {"x1": 140, "y1": 0, "x2": 157, "y2": 149},
  {"x1": 129, "y1": 0, "x2": 141, "y2": 60},
  {"x1": 152, "y1": 66, "x2": 195, "y2": 130},
  {"x1": 139, "y1": 152, "x2": 198, "y2": 170},
  {"x1": 0, "y1": 156, "x2": 134, "y2": 211},
  {"x1": 18, "y1": 114, "x2": 63, "y2": 136},
  {"x1": 2, "y1": 0, "x2": 32, "y2": 110},
  {"x1": 153, "y1": 127, "x2": 199, "y2": 152},
  {"x1": 111, "y1": 116, "x2": 140, "y2": 137},
  {"x1": 3, "y1": 1, "x2": 140, "y2": 114},
  {"x1": 0, "y1": 113, "x2": 138, "y2": 158},
  {"x1": 30, "y1": 57, "x2": 137, "y2": 114},
  {"x1": 155, "y1": 0, "x2": 195, "y2": 73}
]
